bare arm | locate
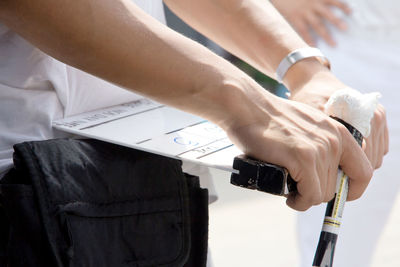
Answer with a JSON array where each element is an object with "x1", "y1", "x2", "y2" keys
[
  {"x1": 0, "y1": 0, "x2": 241, "y2": 126},
  {"x1": 0, "y1": 0, "x2": 373, "y2": 210},
  {"x1": 271, "y1": 0, "x2": 351, "y2": 47},
  {"x1": 164, "y1": 0, "x2": 388, "y2": 170},
  {"x1": 270, "y1": 0, "x2": 389, "y2": 168},
  {"x1": 164, "y1": 0, "x2": 339, "y2": 91},
  {"x1": 164, "y1": 0, "x2": 305, "y2": 77}
]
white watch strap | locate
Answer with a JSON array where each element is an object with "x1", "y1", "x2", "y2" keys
[{"x1": 275, "y1": 47, "x2": 330, "y2": 83}]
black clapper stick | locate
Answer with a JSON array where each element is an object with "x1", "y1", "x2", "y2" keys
[{"x1": 312, "y1": 118, "x2": 363, "y2": 267}]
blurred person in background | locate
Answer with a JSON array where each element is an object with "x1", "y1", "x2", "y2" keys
[{"x1": 272, "y1": 0, "x2": 400, "y2": 266}]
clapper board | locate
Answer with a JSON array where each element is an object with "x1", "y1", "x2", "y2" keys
[
  {"x1": 53, "y1": 98, "x2": 294, "y2": 195},
  {"x1": 53, "y1": 98, "x2": 242, "y2": 173}
]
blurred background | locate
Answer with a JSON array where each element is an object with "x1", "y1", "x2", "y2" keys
[{"x1": 164, "y1": 4, "x2": 400, "y2": 267}]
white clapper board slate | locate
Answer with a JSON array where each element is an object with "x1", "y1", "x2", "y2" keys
[{"x1": 53, "y1": 98, "x2": 243, "y2": 173}]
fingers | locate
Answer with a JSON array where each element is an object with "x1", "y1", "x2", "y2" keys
[
  {"x1": 363, "y1": 105, "x2": 389, "y2": 169},
  {"x1": 287, "y1": 121, "x2": 373, "y2": 209},
  {"x1": 286, "y1": 131, "x2": 338, "y2": 210},
  {"x1": 363, "y1": 135, "x2": 375, "y2": 168},
  {"x1": 286, "y1": 155, "x2": 337, "y2": 211},
  {"x1": 287, "y1": 166, "x2": 321, "y2": 211},
  {"x1": 339, "y1": 126, "x2": 373, "y2": 201},
  {"x1": 293, "y1": 18, "x2": 316, "y2": 46},
  {"x1": 324, "y1": 163, "x2": 337, "y2": 201},
  {"x1": 379, "y1": 105, "x2": 389, "y2": 155},
  {"x1": 375, "y1": 110, "x2": 385, "y2": 168},
  {"x1": 304, "y1": 12, "x2": 336, "y2": 46},
  {"x1": 273, "y1": 0, "x2": 350, "y2": 47},
  {"x1": 384, "y1": 120, "x2": 389, "y2": 154},
  {"x1": 376, "y1": 134, "x2": 384, "y2": 168},
  {"x1": 375, "y1": 105, "x2": 389, "y2": 166},
  {"x1": 316, "y1": 4, "x2": 347, "y2": 31},
  {"x1": 301, "y1": 0, "x2": 351, "y2": 46},
  {"x1": 325, "y1": 0, "x2": 352, "y2": 14}
]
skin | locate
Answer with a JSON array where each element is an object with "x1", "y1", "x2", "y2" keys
[
  {"x1": 270, "y1": 0, "x2": 351, "y2": 46},
  {"x1": 271, "y1": 0, "x2": 389, "y2": 169},
  {"x1": 0, "y1": 0, "x2": 381, "y2": 211}
]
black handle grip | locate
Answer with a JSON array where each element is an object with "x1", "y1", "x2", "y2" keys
[{"x1": 230, "y1": 155, "x2": 297, "y2": 196}]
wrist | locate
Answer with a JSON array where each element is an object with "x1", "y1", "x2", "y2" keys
[
  {"x1": 282, "y1": 57, "x2": 332, "y2": 93},
  {"x1": 204, "y1": 74, "x2": 275, "y2": 132}
]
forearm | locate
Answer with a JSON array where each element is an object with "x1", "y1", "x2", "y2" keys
[
  {"x1": 163, "y1": 0, "x2": 331, "y2": 88},
  {"x1": 0, "y1": 0, "x2": 376, "y2": 211},
  {"x1": 0, "y1": 0, "x2": 268, "y2": 129}
]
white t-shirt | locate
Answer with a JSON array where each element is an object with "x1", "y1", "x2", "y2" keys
[{"x1": 0, "y1": 0, "x2": 166, "y2": 176}]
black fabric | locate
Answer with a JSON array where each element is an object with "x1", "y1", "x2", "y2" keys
[
  {"x1": 0, "y1": 139, "x2": 209, "y2": 267},
  {"x1": 0, "y1": 194, "x2": 9, "y2": 266},
  {"x1": 183, "y1": 174, "x2": 208, "y2": 267},
  {"x1": 0, "y1": 175, "x2": 53, "y2": 267}
]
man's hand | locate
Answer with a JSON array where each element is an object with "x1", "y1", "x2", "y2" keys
[
  {"x1": 223, "y1": 79, "x2": 372, "y2": 211},
  {"x1": 363, "y1": 105, "x2": 389, "y2": 169},
  {"x1": 271, "y1": 0, "x2": 351, "y2": 46},
  {"x1": 287, "y1": 69, "x2": 389, "y2": 170}
]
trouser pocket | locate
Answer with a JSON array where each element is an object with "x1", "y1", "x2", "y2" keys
[
  {"x1": 2, "y1": 139, "x2": 208, "y2": 267},
  {"x1": 58, "y1": 197, "x2": 186, "y2": 267}
]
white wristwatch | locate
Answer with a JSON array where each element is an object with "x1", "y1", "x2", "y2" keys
[{"x1": 275, "y1": 47, "x2": 330, "y2": 83}]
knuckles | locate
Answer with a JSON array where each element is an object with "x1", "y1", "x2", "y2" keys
[
  {"x1": 326, "y1": 135, "x2": 340, "y2": 156},
  {"x1": 374, "y1": 108, "x2": 385, "y2": 124},
  {"x1": 293, "y1": 144, "x2": 317, "y2": 164}
]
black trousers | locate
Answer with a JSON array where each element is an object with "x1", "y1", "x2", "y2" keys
[{"x1": 0, "y1": 139, "x2": 208, "y2": 267}]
